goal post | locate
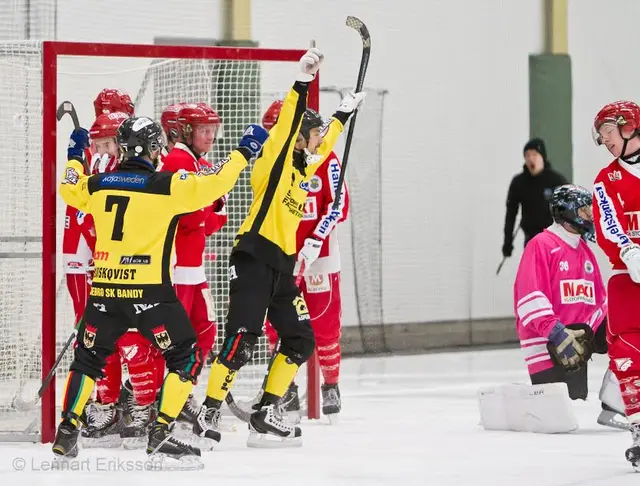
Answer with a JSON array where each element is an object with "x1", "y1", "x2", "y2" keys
[{"x1": 1, "y1": 40, "x2": 320, "y2": 444}]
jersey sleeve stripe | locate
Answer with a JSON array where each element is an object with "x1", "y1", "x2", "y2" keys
[
  {"x1": 517, "y1": 297, "x2": 553, "y2": 320},
  {"x1": 521, "y1": 309, "x2": 555, "y2": 327},
  {"x1": 516, "y1": 290, "x2": 547, "y2": 307},
  {"x1": 522, "y1": 345, "x2": 549, "y2": 360},
  {"x1": 520, "y1": 336, "x2": 549, "y2": 346}
]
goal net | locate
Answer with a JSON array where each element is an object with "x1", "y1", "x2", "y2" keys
[{"x1": 0, "y1": 40, "x2": 320, "y2": 443}]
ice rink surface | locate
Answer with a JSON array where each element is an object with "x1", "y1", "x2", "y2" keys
[{"x1": 0, "y1": 347, "x2": 635, "y2": 486}]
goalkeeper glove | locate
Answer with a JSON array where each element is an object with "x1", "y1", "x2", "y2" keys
[{"x1": 548, "y1": 322, "x2": 585, "y2": 368}]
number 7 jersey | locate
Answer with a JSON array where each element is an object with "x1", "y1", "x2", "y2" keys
[{"x1": 58, "y1": 155, "x2": 247, "y2": 302}]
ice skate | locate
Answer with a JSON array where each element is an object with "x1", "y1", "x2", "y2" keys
[
  {"x1": 80, "y1": 402, "x2": 123, "y2": 448},
  {"x1": 189, "y1": 403, "x2": 222, "y2": 451},
  {"x1": 597, "y1": 403, "x2": 629, "y2": 431},
  {"x1": 322, "y1": 383, "x2": 341, "y2": 424},
  {"x1": 52, "y1": 419, "x2": 79, "y2": 458},
  {"x1": 625, "y1": 423, "x2": 640, "y2": 470},
  {"x1": 278, "y1": 383, "x2": 301, "y2": 424},
  {"x1": 247, "y1": 403, "x2": 302, "y2": 448},
  {"x1": 120, "y1": 393, "x2": 156, "y2": 450},
  {"x1": 146, "y1": 422, "x2": 203, "y2": 471}
]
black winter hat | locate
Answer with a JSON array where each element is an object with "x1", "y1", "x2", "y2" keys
[{"x1": 523, "y1": 138, "x2": 547, "y2": 161}]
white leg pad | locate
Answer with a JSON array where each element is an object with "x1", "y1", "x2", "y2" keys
[
  {"x1": 478, "y1": 382, "x2": 578, "y2": 433},
  {"x1": 599, "y1": 368, "x2": 625, "y2": 414}
]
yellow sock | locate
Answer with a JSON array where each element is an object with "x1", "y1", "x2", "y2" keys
[
  {"x1": 61, "y1": 371, "x2": 95, "y2": 426},
  {"x1": 264, "y1": 353, "x2": 299, "y2": 398},
  {"x1": 157, "y1": 372, "x2": 194, "y2": 424},
  {"x1": 205, "y1": 357, "x2": 237, "y2": 401}
]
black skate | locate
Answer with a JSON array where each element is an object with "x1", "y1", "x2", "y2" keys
[
  {"x1": 52, "y1": 420, "x2": 79, "y2": 458},
  {"x1": 278, "y1": 383, "x2": 301, "y2": 424},
  {"x1": 177, "y1": 394, "x2": 199, "y2": 426},
  {"x1": 322, "y1": 384, "x2": 341, "y2": 424},
  {"x1": 80, "y1": 402, "x2": 123, "y2": 448},
  {"x1": 625, "y1": 424, "x2": 640, "y2": 470},
  {"x1": 247, "y1": 404, "x2": 302, "y2": 448},
  {"x1": 120, "y1": 393, "x2": 156, "y2": 450},
  {"x1": 146, "y1": 422, "x2": 203, "y2": 471},
  {"x1": 190, "y1": 403, "x2": 222, "y2": 451}
]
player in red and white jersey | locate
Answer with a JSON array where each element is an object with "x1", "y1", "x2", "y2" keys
[
  {"x1": 262, "y1": 101, "x2": 349, "y2": 420},
  {"x1": 592, "y1": 100, "x2": 640, "y2": 469},
  {"x1": 160, "y1": 102, "x2": 227, "y2": 429}
]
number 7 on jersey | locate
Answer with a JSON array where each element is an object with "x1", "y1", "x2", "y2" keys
[{"x1": 105, "y1": 195, "x2": 130, "y2": 241}]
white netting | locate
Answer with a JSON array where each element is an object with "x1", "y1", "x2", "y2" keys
[
  {"x1": 0, "y1": 1, "x2": 55, "y2": 41},
  {"x1": 0, "y1": 42, "x2": 312, "y2": 439}
]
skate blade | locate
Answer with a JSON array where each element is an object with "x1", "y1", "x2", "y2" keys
[
  {"x1": 176, "y1": 434, "x2": 218, "y2": 452},
  {"x1": 326, "y1": 413, "x2": 340, "y2": 425},
  {"x1": 146, "y1": 453, "x2": 204, "y2": 471},
  {"x1": 597, "y1": 411, "x2": 629, "y2": 431},
  {"x1": 246, "y1": 431, "x2": 302, "y2": 449},
  {"x1": 122, "y1": 436, "x2": 147, "y2": 450},
  {"x1": 79, "y1": 435, "x2": 123, "y2": 448}
]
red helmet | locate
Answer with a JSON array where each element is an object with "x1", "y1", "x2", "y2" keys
[
  {"x1": 93, "y1": 89, "x2": 135, "y2": 117},
  {"x1": 177, "y1": 102, "x2": 221, "y2": 137},
  {"x1": 593, "y1": 101, "x2": 640, "y2": 145},
  {"x1": 89, "y1": 112, "x2": 129, "y2": 139},
  {"x1": 262, "y1": 100, "x2": 283, "y2": 130},
  {"x1": 161, "y1": 102, "x2": 186, "y2": 140}
]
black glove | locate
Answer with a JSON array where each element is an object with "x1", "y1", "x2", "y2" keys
[{"x1": 502, "y1": 242, "x2": 513, "y2": 258}]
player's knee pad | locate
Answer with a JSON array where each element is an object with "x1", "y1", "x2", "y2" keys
[
  {"x1": 280, "y1": 327, "x2": 316, "y2": 366},
  {"x1": 164, "y1": 340, "x2": 202, "y2": 382},
  {"x1": 218, "y1": 331, "x2": 258, "y2": 370},
  {"x1": 70, "y1": 345, "x2": 109, "y2": 381}
]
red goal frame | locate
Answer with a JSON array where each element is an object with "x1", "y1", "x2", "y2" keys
[{"x1": 40, "y1": 41, "x2": 321, "y2": 443}]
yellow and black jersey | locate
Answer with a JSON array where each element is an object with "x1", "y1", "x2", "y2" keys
[
  {"x1": 235, "y1": 81, "x2": 344, "y2": 273},
  {"x1": 59, "y1": 154, "x2": 247, "y2": 302}
]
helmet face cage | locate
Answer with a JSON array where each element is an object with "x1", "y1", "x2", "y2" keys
[{"x1": 550, "y1": 184, "x2": 595, "y2": 242}]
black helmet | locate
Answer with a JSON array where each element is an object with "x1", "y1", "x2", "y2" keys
[
  {"x1": 300, "y1": 109, "x2": 323, "y2": 141},
  {"x1": 550, "y1": 184, "x2": 595, "y2": 242},
  {"x1": 117, "y1": 116, "x2": 165, "y2": 160}
]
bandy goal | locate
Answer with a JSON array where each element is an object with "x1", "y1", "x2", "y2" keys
[{"x1": 0, "y1": 40, "x2": 321, "y2": 444}]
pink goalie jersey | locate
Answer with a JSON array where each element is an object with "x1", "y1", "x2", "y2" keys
[{"x1": 513, "y1": 225, "x2": 607, "y2": 375}]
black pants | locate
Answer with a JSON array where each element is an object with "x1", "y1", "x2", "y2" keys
[
  {"x1": 72, "y1": 296, "x2": 200, "y2": 381},
  {"x1": 530, "y1": 320, "x2": 608, "y2": 400},
  {"x1": 221, "y1": 251, "x2": 315, "y2": 367}
]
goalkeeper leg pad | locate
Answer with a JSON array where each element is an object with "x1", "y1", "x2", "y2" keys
[{"x1": 477, "y1": 382, "x2": 578, "y2": 433}]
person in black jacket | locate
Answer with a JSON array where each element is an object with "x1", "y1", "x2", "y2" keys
[{"x1": 502, "y1": 138, "x2": 569, "y2": 258}]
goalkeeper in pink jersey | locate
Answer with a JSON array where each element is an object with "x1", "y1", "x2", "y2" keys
[{"x1": 514, "y1": 184, "x2": 626, "y2": 428}]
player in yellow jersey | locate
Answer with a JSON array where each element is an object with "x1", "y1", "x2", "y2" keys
[
  {"x1": 192, "y1": 47, "x2": 365, "y2": 447},
  {"x1": 52, "y1": 115, "x2": 267, "y2": 469}
]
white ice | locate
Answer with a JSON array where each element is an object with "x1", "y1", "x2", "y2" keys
[{"x1": 0, "y1": 348, "x2": 635, "y2": 486}]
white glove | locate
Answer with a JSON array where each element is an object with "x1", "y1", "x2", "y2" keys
[
  {"x1": 298, "y1": 238, "x2": 323, "y2": 269},
  {"x1": 621, "y1": 244, "x2": 640, "y2": 283},
  {"x1": 297, "y1": 48, "x2": 324, "y2": 83},
  {"x1": 336, "y1": 91, "x2": 366, "y2": 115}
]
